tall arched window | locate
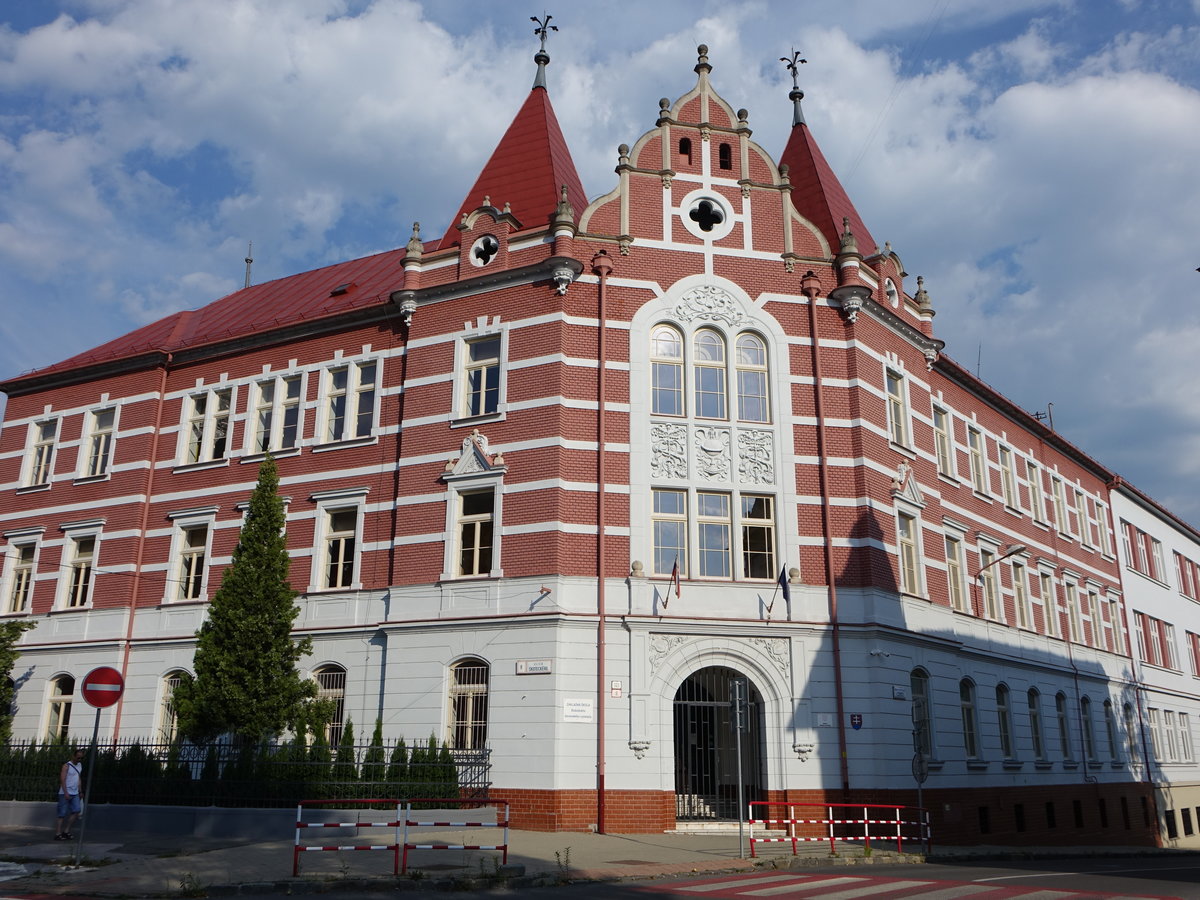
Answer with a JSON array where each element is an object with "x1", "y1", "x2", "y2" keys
[
  {"x1": 1123, "y1": 701, "x2": 1137, "y2": 761},
  {"x1": 160, "y1": 670, "x2": 186, "y2": 743},
  {"x1": 911, "y1": 669, "x2": 933, "y2": 758},
  {"x1": 718, "y1": 142, "x2": 732, "y2": 170},
  {"x1": 314, "y1": 664, "x2": 347, "y2": 746},
  {"x1": 735, "y1": 334, "x2": 769, "y2": 423},
  {"x1": 678, "y1": 137, "x2": 693, "y2": 165},
  {"x1": 996, "y1": 684, "x2": 1014, "y2": 759},
  {"x1": 959, "y1": 679, "x2": 979, "y2": 759},
  {"x1": 1056, "y1": 691, "x2": 1072, "y2": 759},
  {"x1": 693, "y1": 329, "x2": 727, "y2": 419},
  {"x1": 651, "y1": 325, "x2": 684, "y2": 416},
  {"x1": 1081, "y1": 695, "x2": 1096, "y2": 760},
  {"x1": 1103, "y1": 699, "x2": 1117, "y2": 760},
  {"x1": 47, "y1": 675, "x2": 74, "y2": 740},
  {"x1": 1027, "y1": 688, "x2": 1045, "y2": 760},
  {"x1": 448, "y1": 658, "x2": 489, "y2": 750}
]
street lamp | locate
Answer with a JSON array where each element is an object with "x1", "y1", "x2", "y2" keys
[{"x1": 972, "y1": 543, "x2": 1027, "y2": 618}]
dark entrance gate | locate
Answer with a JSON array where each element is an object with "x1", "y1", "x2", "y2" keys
[{"x1": 673, "y1": 666, "x2": 765, "y2": 820}]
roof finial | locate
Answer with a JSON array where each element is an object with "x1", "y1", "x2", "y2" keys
[
  {"x1": 244, "y1": 241, "x2": 253, "y2": 289},
  {"x1": 695, "y1": 43, "x2": 711, "y2": 76},
  {"x1": 781, "y1": 49, "x2": 808, "y2": 127},
  {"x1": 406, "y1": 222, "x2": 423, "y2": 258},
  {"x1": 531, "y1": 13, "x2": 557, "y2": 89}
]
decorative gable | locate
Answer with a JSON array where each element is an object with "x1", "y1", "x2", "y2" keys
[
  {"x1": 443, "y1": 429, "x2": 507, "y2": 481},
  {"x1": 891, "y1": 462, "x2": 925, "y2": 509}
]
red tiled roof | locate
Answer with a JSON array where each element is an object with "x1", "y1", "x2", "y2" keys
[
  {"x1": 779, "y1": 123, "x2": 876, "y2": 257},
  {"x1": 10, "y1": 248, "x2": 406, "y2": 385},
  {"x1": 439, "y1": 86, "x2": 586, "y2": 247}
]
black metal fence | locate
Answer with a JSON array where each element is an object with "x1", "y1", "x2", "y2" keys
[{"x1": 0, "y1": 738, "x2": 490, "y2": 808}]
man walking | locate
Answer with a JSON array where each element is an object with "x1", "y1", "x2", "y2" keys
[{"x1": 55, "y1": 748, "x2": 84, "y2": 841}]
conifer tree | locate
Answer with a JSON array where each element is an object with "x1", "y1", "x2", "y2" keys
[
  {"x1": 0, "y1": 620, "x2": 35, "y2": 744},
  {"x1": 172, "y1": 456, "x2": 317, "y2": 744}
]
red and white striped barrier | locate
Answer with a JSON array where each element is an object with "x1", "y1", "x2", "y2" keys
[
  {"x1": 401, "y1": 799, "x2": 509, "y2": 874},
  {"x1": 747, "y1": 802, "x2": 931, "y2": 858},
  {"x1": 292, "y1": 799, "x2": 402, "y2": 875}
]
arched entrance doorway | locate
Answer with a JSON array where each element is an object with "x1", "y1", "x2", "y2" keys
[{"x1": 673, "y1": 666, "x2": 765, "y2": 820}]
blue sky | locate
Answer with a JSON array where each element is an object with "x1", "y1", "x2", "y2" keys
[{"x1": 2, "y1": 0, "x2": 1199, "y2": 524}]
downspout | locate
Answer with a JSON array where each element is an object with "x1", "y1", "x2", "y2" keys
[
  {"x1": 113, "y1": 352, "x2": 171, "y2": 740},
  {"x1": 802, "y1": 272, "x2": 851, "y2": 797},
  {"x1": 592, "y1": 250, "x2": 612, "y2": 833}
]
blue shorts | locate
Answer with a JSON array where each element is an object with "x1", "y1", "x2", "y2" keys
[{"x1": 56, "y1": 793, "x2": 81, "y2": 818}]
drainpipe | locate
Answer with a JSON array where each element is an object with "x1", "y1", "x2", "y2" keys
[
  {"x1": 113, "y1": 352, "x2": 171, "y2": 740},
  {"x1": 801, "y1": 272, "x2": 851, "y2": 798},
  {"x1": 593, "y1": 250, "x2": 612, "y2": 833}
]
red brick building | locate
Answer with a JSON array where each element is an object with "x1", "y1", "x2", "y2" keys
[{"x1": 0, "y1": 40, "x2": 1168, "y2": 845}]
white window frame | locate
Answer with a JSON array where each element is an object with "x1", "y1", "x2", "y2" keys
[
  {"x1": 1081, "y1": 695, "x2": 1097, "y2": 761},
  {"x1": 967, "y1": 427, "x2": 987, "y2": 494},
  {"x1": 447, "y1": 657, "x2": 490, "y2": 750},
  {"x1": 22, "y1": 418, "x2": 59, "y2": 487},
  {"x1": 1012, "y1": 559, "x2": 1031, "y2": 630},
  {"x1": 932, "y1": 405, "x2": 954, "y2": 476},
  {"x1": 652, "y1": 488, "x2": 687, "y2": 577},
  {"x1": 441, "y1": 475, "x2": 503, "y2": 582},
  {"x1": 454, "y1": 326, "x2": 508, "y2": 423},
  {"x1": 734, "y1": 333, "x2": 769, "y2": 423},
  {"x1": 911, "y1": 669, "x2": 935, "y2": 760},
  {"x1": 997, "y1": 683, "x2": 1014, "y2": 759},
  {"x1": 166, "y1": 507, "x2": 217, "y2": 603},
  {"x1": 1147, "y1": 707, "x2": 1162, "y2": 759},
  {"x1": 158, "y1": 670, "x2": 187, "y2": 743},
  {"x1": 318, "y1": 359, "x2": 379, "y2": 444},
  {"x1": 1056, "y1": 692, "x2": 1073, "y2": 760},
  {"x1": 1103, "y1": 699, "x2": 1118, "y2": 761},
  {"x1": 1075, "y1": 490, "x2": 1092, "y2": 548},
  {"x1": 693, "y1": 328, "x2": 729, "y2": 420},
  {"x1": 56, "y1": 521, "x2": 103, "y2": 610},
  {"x1": 998, "y1": 445, "x2": 1017, "y2": 508},
  {"x1": 1, "y1": 528, "x2": 42, "y2": 615},
  {"x1": 1027, "y1": 460, "x2": 1047, "y2": 523},
  {"x1": 945, "y1": 532, "x2": 966, "y2": 612},
  {"x1": 1038, "y1": 569, "x2": 1059, "y2": 638},
  {"x1": 978, "y1": 544, "x2": 1001, "y2": 621},
  {"x1": 1065, "y1": 580, "x2": 1082, "y2": 643},
  {"x1": 45, "y1": 674, "x2": 74, "y2": 741},
  {"x1": 78, "y1": 406, "x2": 117, "y2": 479},
  {"x1": 650, "y1": 324, "x2": 685, "y2": 418},
  {"x1": 179, "y1": 386, "x2": 234, "y2": 465},
  {"x1": 1051, "y1": 476, "x2": 1069, "y2": 536},
  {"x1": 1179, "y1": 713, "x2": 1193, "y2": 763},
  {"x1": 885, "y1": 367, "x2": 910, "y2": 447},
  {"x1": 896, "y1": 510, "x2": 923, "y2": 597},
  {"x1": 960, "y1": 678, "x2": 980, "y2": 760},
  {"x1": 314, "y1": 664, "x2": 348, "y2": 746},
  {"x1": 309, "y1": 490, "x2": 367, "y2": 592},
  {"x1": 248, "y1": 373, "x2": 304, "y2": 455},
  {"x1": 1028, "y1": 688, "x2": 1046, "y2": 761}
]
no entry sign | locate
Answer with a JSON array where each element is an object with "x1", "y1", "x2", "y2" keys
[{"x1": 80, "y1": 666, "x2": 125, "y2": 708}]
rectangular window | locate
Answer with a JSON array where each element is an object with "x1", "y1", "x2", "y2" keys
[
  {"x1": 184, "y1": 388, "x2": 232, "y2": 463},
  {"x1": 897, "y1": 512, "x2": 922, "y2": 595},
  {"x1": 945, "y1": 534, "x2": 966, "y2": 612},
  {"x1": 1179, "y1": 713, "x2": 1193, "y2": 762},
  {"x1": 1066, "y1": 582, "x2": 1082, "y2": 643},
  {"x1": 979, "y1": 547, "x2": 999, "y2": 620},
  {"x1": 1057, "y1": 693, "x2": 1073, "y2": 759},
  {"x1": 694, "y1": 331, "x2": 728, "y2": 419},
  {"x1": 63, "y1": 535, "x2": 96, "y2": 608},
  {"x1": 1028, "y1": 691, "x2": 1045, "y2": 760},
  {"x1": 967, "y1": 428, "x2": 987, "y2": 493},
  {"x1": 1027, "y1": 460, "x2": 1047, "y2": 522},
  {"x1": 999, "y1": 446, "x2": 1017, "y2": 508},
  {"x1": 1177, "y1": 552, "x2": 1200, "y2": 601},
  {"x1": 1150, "y1": 537, "x2": 1166, "y2": 583},
  {"x1": 1165, "y1": 711, "x2": 1179, "y2": 762},
  {"x1": 1075, "y1": 490, "x2": 1091, "y2": 546},
  {"x1": 960, "y1": 681, "x2": 979, "y2": 760},
  {"x1": 176, "y1": 524, "x2": 209, "y2": 601},
  {"x1": 324, "y1": 508, "x2": 358, "y2": 588},
  {"x1": 885, "y1": 369, "x2": 909, "y2": 445},
  {"x1": 1109, "y1": 598, "x2": 1125, "y2": 654},
  {"x1": 1162, "y1": 622, "x2": 1178, "y2": 670},
  {"x1": 464, "y1": 336, "x2": 501, "y2": 417},
  {"x1": 4, "y1": 543, "x2": 36, "y2": 614},
  {"x1": 1013, "y1": 561, "x2": 1030, "y2": 629},
  {"x1": 252, "y1": 374, "x2": 302, "y2": 453},
  {"x1": 697, "y1": 492, "x2": 732, "y2": 578},
  {"x1": 1148, "y1": 708, "x2": 1162, "y2": 758},
  {"x1": 457, "y1": 492, "x2": 493, "y2": 578},
  {"x1": 1189, "y1": 632, "x2": 1200, "y2": 677},
  {"x1": 25, "y1": 419, "x2": 57, "y2": 486},
  {"x1": 933, "y1": 407, "x2": 953, "y2": 475},
  {"x1": 1096, "y1": 501, "x2": 1113, "y2": 556},
  {"x1": 652, "y1": 489, "x2": 687, "y2": 576},
  {"x1": 82, "y1": 408, "x2": 116, "y2": 478},
  {"x1": 740, "y1": 495, "x2": 775, "y2": 579},
  {"x1": 324, "y1": 361, "x2": 377, "y2": 441},
  {"x1": 1052, "y1": 477, "x2": 1069, "y2": 535},
  {"x1": 1039, "y1": 571, "x2": 1058, "y2": 637}
]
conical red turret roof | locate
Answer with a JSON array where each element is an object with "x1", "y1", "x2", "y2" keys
[
  {"x1": 780, "y1": 122, "x2": 875, "y2": 257},
  {"x1": 439, "y1": 86, "x2": 586, "y2": 247}
]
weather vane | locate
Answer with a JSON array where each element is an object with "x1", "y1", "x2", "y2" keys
[
  {"x1": 780, "y1": 48, "x2": 807, "y2": 89},
  {"x1": 531, "y1": 13, "x2": 557, "y2": 52}
]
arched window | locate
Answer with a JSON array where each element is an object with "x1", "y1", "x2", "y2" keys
[
  {"x1": 1123, "y1": 701, "x2": 1137, "y2": 761},
  {"x1": 1103, "y1": 699, "x2": 1117, "y2": 760},
  {"x1": 47, "y1": 675, "x2": 74, "y2": 740},
  {"x1": 959, "y1": 679, "x2": 979, "y2": 759},
  {"x1": 996, "y1": 684, "x2": 1013, "y2": 759},
  {"x1": 314, "y1": 665, "x2": 347, "y2": 746},
  {"x1": 160, "y1": 670, "x2": 186, "y2": 743},
  {"x1": 1027, "y1": 688, "x2": 1045, "y2": 760},
  {"x1": 1056, "y1": 691, "x2": 1072, "y2": 759},
  {"x1": 693, "y1": 329, "x2": 727, "y2": 419},
  {"x1": 678, "y1": 137, "x2": 692, "y2": 165},
  {"x1": 651, "y1": 325, "x2": 684, "y2": 416},
  {"x1": 448, "y1": 658, "x2": 489, "y2": 750},
  {"x1": 735, "y1": 334, "x2": 769, "y2": 423},
  {"x1": 718, "y1": 142, "x2": 732, "y2": 170},
  {"x1": 1081, "y1": 696, "x2": 1096, "y2": 760},
  {"x1": 911, "y1": 669, "x2": 932, "y2": 758}
]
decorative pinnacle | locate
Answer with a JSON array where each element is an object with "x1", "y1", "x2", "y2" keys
[
  {"x1": 695, "y1": 44, "x2": 711, "y2": 75},
  {"x1": 406, "y1": 222, "x2": 423, "y2": 258},
  {"x1": 781, "y1": 49, "x2": 808, "y2": 126},
  {"x1": 531, "y1": 13, "x2": 557, "y2": 89}
]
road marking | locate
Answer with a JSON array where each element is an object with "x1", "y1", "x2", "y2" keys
[
  {"x1": 900, "y1": 886, "x2": 995, "y2": 899},
  {"x1": 808, "y1": 880, "x2": 932, "y2": 899},
  {"x1": 676, "y1": 874, "x2": 801, "y2": 892},
  {"x1": 743, "y1": 876, "x2": 864, "y2": 895}
]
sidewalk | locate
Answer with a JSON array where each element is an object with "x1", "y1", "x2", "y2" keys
[{"x1": 0, "y1": 822, "x2": 1189, "y2": 898}]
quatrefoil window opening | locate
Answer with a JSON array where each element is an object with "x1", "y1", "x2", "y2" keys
[
  {"x1": 679, "y1": 191, "x2": 734, "y2": 241},
  {"x1": 470, "y1": 234, "x2": 500, "y2": 267}
]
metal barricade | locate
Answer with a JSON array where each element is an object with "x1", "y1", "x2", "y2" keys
[
  {"x1": 747, "y1": 801, "x2": 931, "y2": 858},
  {"x1": 401, "y1": 798, "x2": 509, "y2": 874},
  {"x1": 293, "y1": 798, "x2": 402, "y2": 875}
]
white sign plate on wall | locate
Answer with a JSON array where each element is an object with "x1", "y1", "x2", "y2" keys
[
  {"x1": 516, "y1": 659, "x2": 553, "y2": 675},
  {"x1": 564, "y1": 699, "x2": 594, "y2": 722}
]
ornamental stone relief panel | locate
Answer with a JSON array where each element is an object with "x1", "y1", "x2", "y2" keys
[
  {"x1": 673, "y1": 285, "x2": 745, "y2": 327},
  {"x1": 650, "y1": 423, "x2": 688, "y2": 479},
  {"x1": 693, "y1": 426, "x2": 731, "y2": 481},
  {"x1": 649, "y1": 634, "x2": 688, "y2": 673},
  {"x1": 737, "y1": 430, "x2": 774, "y2": 485}
]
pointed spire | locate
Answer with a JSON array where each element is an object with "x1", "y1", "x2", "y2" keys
[
  {"x1": 781, "y1": 49, "x2": 807, "y2": 126},
  {"x1": 531, "y1": 13, "x2": 558, "y2": 90}
]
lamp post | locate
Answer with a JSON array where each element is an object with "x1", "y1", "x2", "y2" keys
[{"x1": 971, "y1": 543, "x2": 1027, "y2": 618}]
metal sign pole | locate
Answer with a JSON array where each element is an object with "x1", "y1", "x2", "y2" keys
[
  {"x1": 73, "y1": 707, "x2": 101, "y2": 867},
  {"x1": 731, "y1": 677, "x2": 747, "y2": 858}
]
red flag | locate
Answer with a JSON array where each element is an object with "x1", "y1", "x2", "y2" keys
[{"x1": 667, "y1": 557, "x2": 681, "y2": 608}]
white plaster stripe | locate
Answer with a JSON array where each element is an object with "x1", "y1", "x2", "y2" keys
[
  {"x1": 901, "y1": 886, "x2": 995, "y2": 899},
  {"x1": 675, "y1": 873, "x2": 799, "y2": 892},
  {"x1": 83, "y1": 682, "x2": 121, "y2": 693},
  {"x1": 743, "y1": 876, "x2": 865, "y2": 895},
  {"x1": 808, "y1": 880, "x2": 931, "y2": 899}
]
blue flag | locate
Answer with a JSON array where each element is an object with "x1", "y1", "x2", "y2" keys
[{"x1": 778, "y1": 566, "x2": 790, "y2": 602}]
